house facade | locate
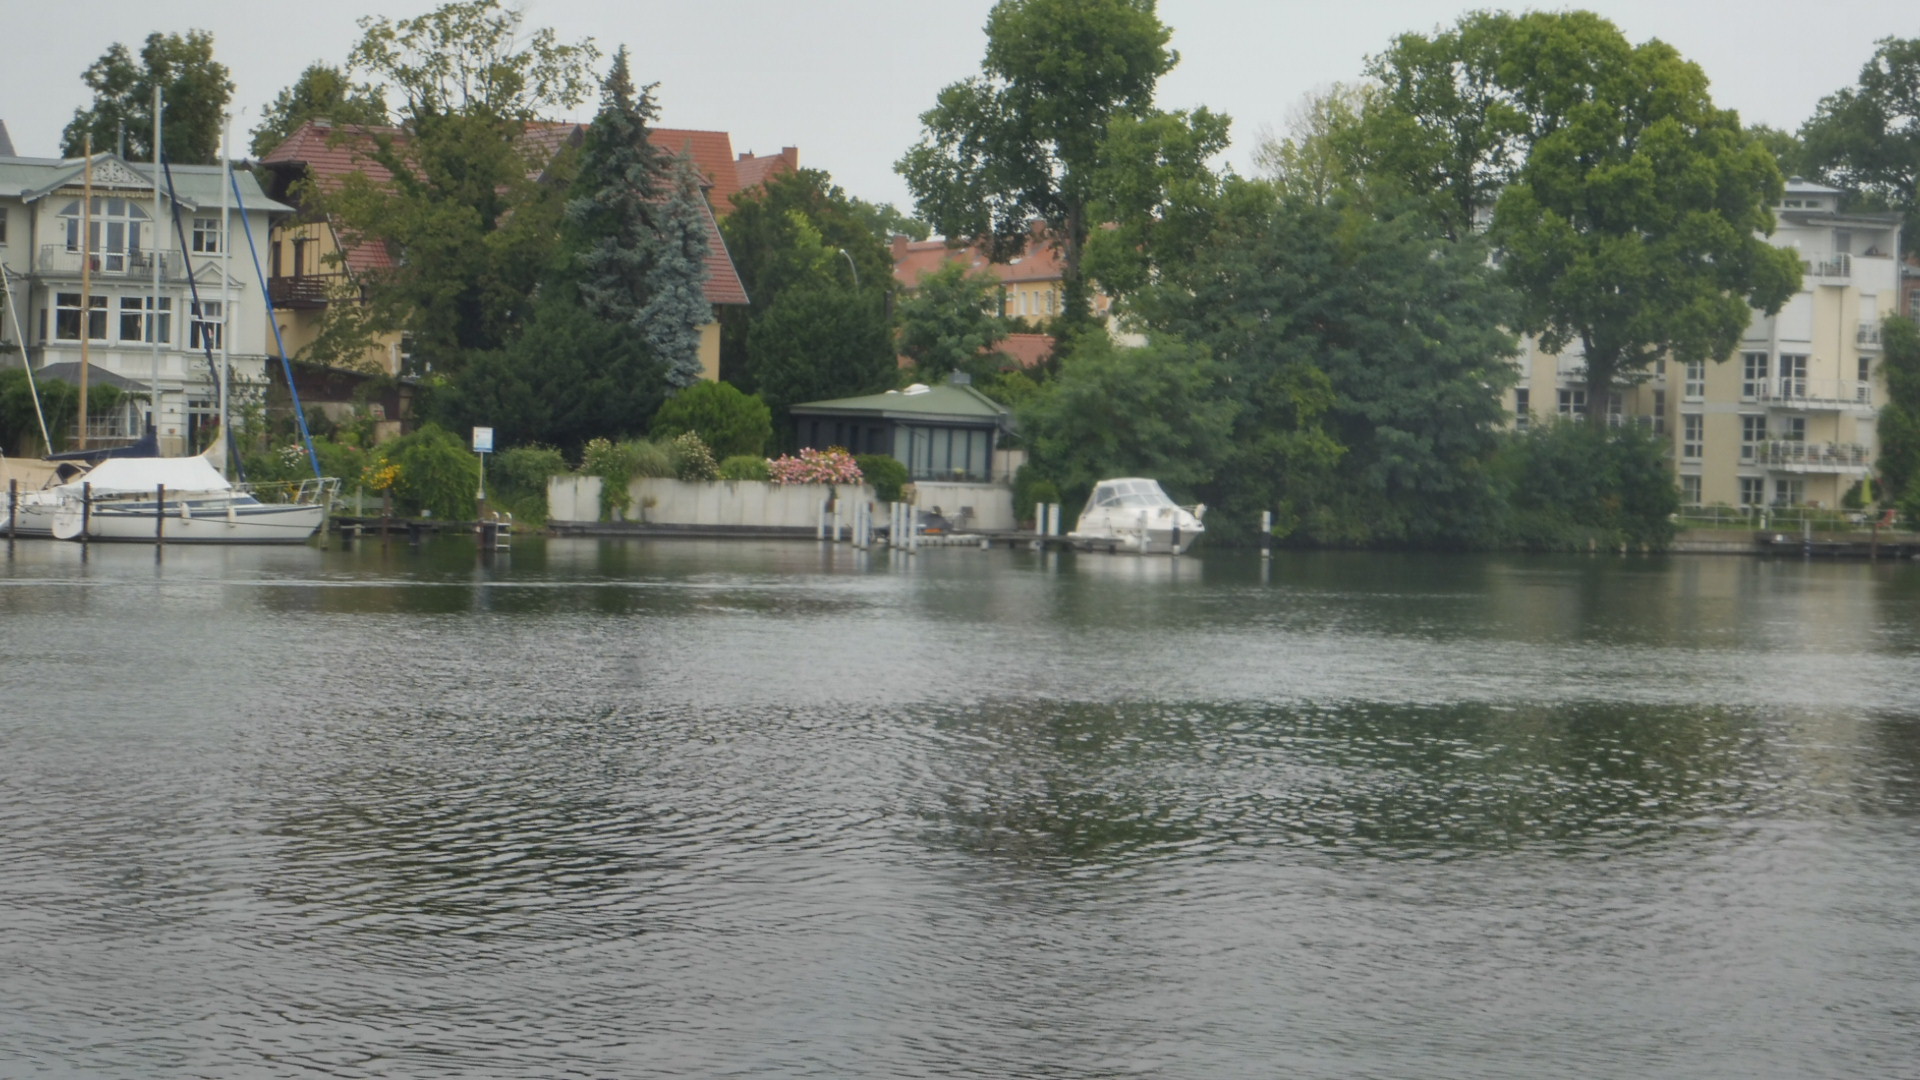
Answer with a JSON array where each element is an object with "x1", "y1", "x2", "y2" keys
[
  {"x1": 1506, "y1": 179, "x2": 1899, "y2": 511},
  {"x1": 0, "y1": 149, "x2": 287, "y2": 456}
]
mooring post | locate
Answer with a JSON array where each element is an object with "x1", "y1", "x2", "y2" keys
[
  {"x1": 1138, "y1": 510, "x2": 1149, "y2": 556},
  {"x1": 1050, "y1": 503, "x2": 1061, "y2": 539},
  {"x1": 81, "y1": 482, "x2": 92, "y2": 544},
  {"x1": 7, "y1": 478, "x2": 16, "y2": 540},
  {"x1": 1261, "y1": 510, "x2": 1272, "y2": 559},
  {"x1": 156, "y1": 484, "x2": 166, "y2": 545},
  {"x1": 1171, "y1": 516, "x2": 1181, "y2": 556}
]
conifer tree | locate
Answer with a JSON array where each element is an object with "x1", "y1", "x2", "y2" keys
[
  {"x1": 639, "y1": 154, "x2": 713, "y2": 386},
  {"x1": 567, "y1": 48, "x2": 710, "y2": 387}
]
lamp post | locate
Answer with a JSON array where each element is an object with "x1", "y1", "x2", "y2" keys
[{"x1": 837, "y1": 248, "x2": 859, "y2": 289}]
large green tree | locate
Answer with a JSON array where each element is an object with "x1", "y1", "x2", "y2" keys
[
  {"x1": 1361, "y1": 11, "x2": 1803, "y2": 424},
  {"x1": 718, "y1": 168, "x2": 892, "y2": 387},
  {"x1": 895, "y1": 261, "x2": 1006, "y2": 380},
  {"x1": 62, "y1": 31, "x2": 233, "y2": 164},
  {"x1": 1877, "y1": 315, "x2": 1920, "y2": 519},
  {"x1": 1801, "y1": 36, "x2": 1920, "y2": 250},
  {"x1": 320, "y1": 0, "x2": 599, "y2": 368},
  {"x1": 746, "y1": 286, "x2": 894, "y2": 424},
  {"x1": 897, "y1": 0, "x2": 1225, "y2": 329},
  {"x1": 564, "y1": 47, "x2": 707, "y2": 387},
  {"x1": 1133, "y1": 184, "x2": 1517, "y2": 546},
  {"x1": 250, "y1": 63, "x2": 389, "y2": 157}
]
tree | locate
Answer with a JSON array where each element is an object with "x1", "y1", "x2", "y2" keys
[
  {"x1": 348, "y1": 0, "x2": 599, "y2": 121},
  {"x1": 1877, "y1": 315, "x2": 1920, "y2": 516},
  {"x1": 250, "y1": 63, "x2": 389, "y2": 158},
  {"x1": 1361, "y1": 11, "x2": 1803, "y2": 425},
  {"x1": 895, "y1": 261, "x2": 1006, "y2": 380},
  {"x1": 1252, "y1": 84, "x2": 1375, "y2": 207},
  {"x1": 897, "y1": 0, "x2": 1222, "y2": 329},
  {"x1": 1133, "y1": 184, "x2": 1516, "y2": 546},
  {"x1": 847, "y1": 197, "x2": 930, "y2": 242},
  {"x1": 321, "y1": 0, "x2": 599, "y2": 367},
  {"x1": 639, "y1": 154, "x2": 714, "y2": 387},
  {"x1": 62, "y1": 31, "x2": 233, "y2": 164},
  {"x1": 719, "y1": 169, "x2": 893, "y2": 387},
  {"x1": 564, "y1": 47, "x2": 708, "y2": 387},
  {"x1": 431, "y1": 288, "x2": 668, "y2": 458},
  {"x1": 1801, "y1": 37, "x2": 1920, "y2": 250},
  {"x1": 1017, "y1": 335, "x2": 1237, "y2": 514},
  {"x1": 747, "y1": 286, "x2": 894, "y2": 422},
  {"x1": 649, "y1": 380, "x2": 773, "y2": 460}
]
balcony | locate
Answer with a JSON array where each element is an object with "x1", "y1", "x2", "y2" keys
[
  {"x1": 268, "y1": 273, "x2": 348, "y2": 310},
  {"x1": 1757, "y1": 440, "x2": 1869, "y2": 473},
  {"x1": 1857, "y1": 322, "x2": 1882, "y2": 349},
  {"x1": 1756, "y1": 378, "x2": 1873, "y2": 411},
  {"x1": 1804, "y1": 253, "x2": 1851, "y2": 281},
  {"x1": 37, "y1": 245, "x2": 188, "y2": 282}
]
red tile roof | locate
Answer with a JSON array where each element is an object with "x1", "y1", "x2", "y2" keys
[
  {"x1": 891, "y1": 225, "x2": 1067, "y2": 289},
  {"x1": 992, "y1": 333, "x2": 1055, "y2": 369},
  {"x1": 734, "y1": 147, "x2": 799, "y2": 196}
]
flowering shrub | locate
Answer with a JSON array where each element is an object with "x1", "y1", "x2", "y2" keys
[
  {"x1": 668, "y1": 432, "x2": 719, "y2": 481},
  {"x1": 767, "y1": 446, "x2": 863, "y2": 485},
  {"x1": 362, "y1": 461, "x2": 401, "y2": 492}
]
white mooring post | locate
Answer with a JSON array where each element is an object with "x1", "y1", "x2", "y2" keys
[
  {"x1": 1261, "y1": 510, "x2": 1273, "y2": 559},
  {"x1": 1137, "y1": 510, "x2": 1149, "y2": 556},
  {"x1": 1049, "y1": 502, "x2": 1061, "y2": 538},
  {"x1": 1032, "y1": 502, "x2": 1045, "y2": 549},
  {"x1": 817, "y1": 498, "x2": 828, "y2": 541}
]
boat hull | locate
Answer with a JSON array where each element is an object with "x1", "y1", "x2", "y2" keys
[{"x1": 50, "y1": 498, "x2": 325, "y2": 544}]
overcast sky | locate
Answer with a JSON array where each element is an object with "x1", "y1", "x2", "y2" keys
[{"x1": 1, "y1": 0, "x2": 1908, "y2": 214}]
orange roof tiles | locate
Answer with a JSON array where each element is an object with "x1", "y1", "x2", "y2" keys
[{"x1": 891, "y1": 226, "x2": 1067, "y2": 289}]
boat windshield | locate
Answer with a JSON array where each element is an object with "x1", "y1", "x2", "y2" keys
[{"x1": 1092, "y1": 480, "x2": 1176, "y2": 509}]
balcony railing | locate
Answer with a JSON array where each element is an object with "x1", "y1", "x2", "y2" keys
[
  {"x1": 37, "y1": 245, "x2": 188, "y2": 282},
  {"x1": 1756, "y1": 379, "x2": 1873, "y2": 409},
  {"x1": 1805, "y1": 253, "x2": 1852, "y2": 280},
  {"x1": 268, "y1": 273, "x2": 348, "y2": 309},
  {"x1": 1757, "y1": 440, "x2": 1869, "y2": 472},
  {"x1": 1858, "y1": 323, "x2": 1882, "y2": 348}
]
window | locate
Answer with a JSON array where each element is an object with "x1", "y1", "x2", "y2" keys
[
  {"x1": 54, "y1": 292, "x2": 108, "y2": 341},
  {"x1": 1773, "y1": 478, "x2": 1804, "y2": 507},
  {"x1": 1558, "y1": 388, "x2": 1586, "y2": 417},
  {"x1": 271, "y1": 239, "x2": 283, "y2": 279},
  {"x1": 1782, "y1": 416, "x2": 1805, "y2": 443},
  {"x1": 1741, "y1": 352, "x2": 1768, "y2": 399},
  {"x1": 1684, "y1": 360, "x2": 1705, "y2": 399},
  {"x1": 292, "y1": 238, "x2": 309, "y2": 278},
  {"x1": 1681, "y1": 475, "x2": 1702, "y2": 505},
  {"x1": 59, "y1": 196, "x2": 151, "y2": 272},
  {"x1": 1778, "y1": 354, "x2": 1807, "y2": 399},
  {"x1": 0, "y1": 207, "x2": 8, "y2": 245},
  {"x1": 118, "y1": 296, "x2": 171, "y2": 343},
  {"x1": 1739, "y1": 477, "x2": 1765, "y2": 508},
  {"x1": 1604, "y1": 392, "x2": 1625, "y2": 428},
  {"x1": 1682, "y1": 413, "x2": 1703, "y2": 460},
  {"x1": 189, "y1": 300, "x2": 224, "y2": 350},
  {"x1": 1740, "y1": 415, "x2": 1766, "y2": 462},
  {"x1": 1651, "y1": 390, "x2": 1667, "y2": 436},
  {"x1": 191, "y1": 217, "x2": 221, "y2": 254},
  {"x1": 1513, "y1": 388, "x2": 1530, "y2": 431}
]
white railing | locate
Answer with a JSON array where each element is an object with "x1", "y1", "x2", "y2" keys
[
  {"x1": 1756, "y1": 380, "x2": 1873, "y2": 409},
  {"x1": 37, "y1": 245, "x2": 189, "y2": 281},
  {"x1": 1858, "y1": 323, "x2": 1882, "y2": 347},
  {"x1": 1757, "y1": 440, "x2": 1869, "y2": 471}
]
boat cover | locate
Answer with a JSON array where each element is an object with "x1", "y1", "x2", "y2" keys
[{"x1": 58, "y1": 456, "x2": 231, "y2": 496}]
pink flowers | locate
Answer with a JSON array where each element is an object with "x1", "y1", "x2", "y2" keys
[{"x1": 767, "y1": 446, "x2": 865, "y2": 485}]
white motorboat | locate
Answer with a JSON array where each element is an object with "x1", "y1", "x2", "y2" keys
[
  {"x1": 35, "y1": 455, "x2": 334, "y2": 544},
  {"x1": 1068, "y1": 477, "x2": 1205, "y2": 554}
]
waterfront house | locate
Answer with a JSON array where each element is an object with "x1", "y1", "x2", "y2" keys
[
  {"x1": 0, "y1": 147, "x2": 286, "y2": 456},
  {"x1": 789, "y1": 379, "x2": 1013, "y2": 482}
]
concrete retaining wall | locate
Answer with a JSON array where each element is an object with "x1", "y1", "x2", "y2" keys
[{"x1": 549, "y1": 475, "x2": 1019, "y2": 533}]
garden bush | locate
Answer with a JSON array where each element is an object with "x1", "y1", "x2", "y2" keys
[
  {"x1": 667, "y1": 432, "x2": 720, "y2": 481},
  {"x1": 718, "y1": 455, "x2": 771, "y2": 481},
  {"x1": 491, "y1": 444, "x2": 567, "y2": 524},
  {"x1": 854, "y1": 454, "x2": 908, "y2": 502},
  {"x1": 650, "y1": 380, "x2": 773, "y2": 460},
  {"x1": 378, "y1": 424, "x2": 480, "y2": 521}
]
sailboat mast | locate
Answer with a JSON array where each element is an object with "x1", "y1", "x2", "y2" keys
[
  {"x1": 218, "y1": 113, "x2": 232, "y2": 479},
  {"x1": 152, "y1": 84, "x2": 163, "y2": 445},
  {"x1": 77, "y1": 137, "x2": 91, "y2": 451}
]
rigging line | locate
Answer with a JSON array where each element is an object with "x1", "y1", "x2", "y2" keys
[
  {"x1": 0, "y1": 264, "x2": 53, "y2": 451},
  {"x1": 227, "y1": 164, "x2": 320, "y2": 481},
  {"x1": 160, "y1": 154, "x2": 251, "y2": 481}
]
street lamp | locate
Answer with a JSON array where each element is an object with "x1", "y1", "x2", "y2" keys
[{"x1": 837, "y1": 247, "x2": 859, "y2": 289}]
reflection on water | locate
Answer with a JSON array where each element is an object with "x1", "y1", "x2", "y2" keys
[{"x1": 2, "y1": 538, "x2": 1918, "y2": 1077}]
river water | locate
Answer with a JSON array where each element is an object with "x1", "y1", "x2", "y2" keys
[{"x1": 2, "y1": 536, "x2": 1917, "y2": 1078}]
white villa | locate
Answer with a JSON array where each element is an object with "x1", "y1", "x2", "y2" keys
[{"x1": 0, "y1": 149, "x2": 288, "y2": 456}]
